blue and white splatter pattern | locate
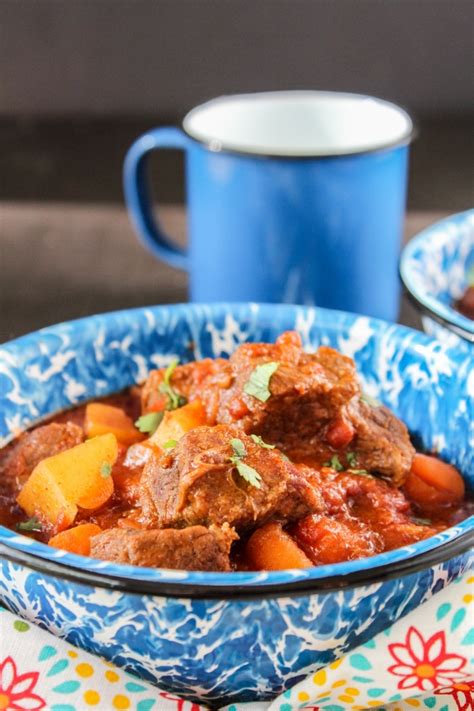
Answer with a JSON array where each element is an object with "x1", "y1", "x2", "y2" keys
[
  {"x1": 0, "y1": 303, "x2": 472, "y2": 703},
  {"x1": 400, "y1": 208, "x2": 474, "y2": 344}
]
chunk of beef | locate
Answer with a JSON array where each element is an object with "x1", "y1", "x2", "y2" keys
[
  {"x1": 140, "y1": 424, "x2": 323, "y2": 532},
  {"x1": 378, "y1": 522, "x2": 441, "y2": 550},
  {"x1": 337, "y1": 470, "x2": 442, "y2": 545},
  {"x1": 217, "y1": 331, "x2": 414, "y2": 483},
  {"x1": 141, "y1": 358, "x2": 232, "y2": 424},
  {"x1": 346, "y1": 399, "x2": 415, "y2": 486},
  {"x1": 218, "y1": 332, "x2": 359, "y2": 452},
  {"x1": 292, "y1": 465, "x2": 441, "y2": 564},
  {"x1": 332, "y1": 469, "x2": 412, "y2": 523},
  {"x1": 0, "y1": 422, "x2": 84, "y2": 497},
  {"x1": 90, "y1": 523, "x2": 236, "y2": 571},
  {"x1": 293, "y1": 467, "x2": 440, "y2": 559},
  {"x1": 293, "y1": 514, "x2": 384, "y2": 565}
]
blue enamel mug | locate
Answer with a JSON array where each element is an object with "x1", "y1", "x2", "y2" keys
[{"x1": 124, "y1": 91, "x2": 413, "y2": 320}]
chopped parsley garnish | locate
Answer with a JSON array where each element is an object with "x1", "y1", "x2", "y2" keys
[
  {"x1": 324, "y1": 452, "x2": 370, "y2": 477},
  {"x1": 228, "y1": 437, "x2": 262, "y2": 489},
  {"x1": 16, "y1": 516, "x2": 42, "y2": 533},
  {"x1": 346, "y1": 451, "x2": 358, "y2": 467},
  {"x1": 243, "y1": 361, "x2": 279, "y2": 402},
  {"x1": 135, "y1": 411, "x2": 164, "y2": 435},
  {"x1": 250, "y1": 434, "x2": 275, "y2": 450},
  {"x1": 233, "y1": 460, "x2": 262, "y2": 488},
  {"x1": 413, "y1": 516, "x2": 432, "y2": 526},
  {"x1": 163, "y1": 439, "x2": 178, "y2": 449},
  {"x1": 159, "y1": 359, "x2": 187, "y2": 410},
  {"x1": 135, "y1": 360, "x2": 186, "y2": 436},
  {"x1": 230, "y1": 437, "x2": 246, "y2": 459},
  {"x1": 100, "y1": 462, "x2": 112, "y2": 478},
  {"x1": 360, "y1": 392, "x2": 381, "y2": 408},
  {"x1": 325, "y1": 455, "x2": 344, "y2": 472}
]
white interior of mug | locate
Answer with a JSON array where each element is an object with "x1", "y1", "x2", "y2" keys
[{"x1": 183, "y1": 90, "x2": 413, "y2": 157}]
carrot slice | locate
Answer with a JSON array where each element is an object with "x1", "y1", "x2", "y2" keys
[
  {"x1": 85, "y1": 403, "x2": 143, "y2": 445},
  {"x1": 411, "y1": 453, "x2": 465, "y2": 498},
  {"x1": 404, "y1": 453, "x2": 465, "y2": 507},
  {"x1": 246, "y1": 522, "x2": 312, "y2": 570},
  {"x1": 49, "y1": 523, "x2": 102, "y2": 556}
]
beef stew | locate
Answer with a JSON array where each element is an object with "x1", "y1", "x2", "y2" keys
[{"x1": 1, "y1": 331, "x2": 471, "y2": 571}]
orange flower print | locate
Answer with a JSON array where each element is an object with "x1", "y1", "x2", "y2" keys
[
  {"x1": 388, "y1": 627, "x2": 467, "y2": 692},
  {"x1": 0, "y1": 657, "x2": 45, "y2": 710},
  {"x1": 435, "y1": 678, "x2": 474, "y2": 711}
]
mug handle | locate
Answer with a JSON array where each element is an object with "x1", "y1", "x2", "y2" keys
[{"x1": 123, "y1": 127, "x2": 191, "y2": 271}]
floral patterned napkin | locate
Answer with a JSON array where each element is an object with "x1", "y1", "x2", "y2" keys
[{"x1": 1, "y1": 571, "x2": 472, "y2": 711}]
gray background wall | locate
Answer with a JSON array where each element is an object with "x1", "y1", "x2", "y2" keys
[
  {"x1": 0, "y1": 0, "x2": 473, "y2": 118},
  {"x1": 0, "y1": 0, "x2": 472, "y2": 340},
  {"x1": 0, "y1": 0, "x2": 473, "y2": 209}
]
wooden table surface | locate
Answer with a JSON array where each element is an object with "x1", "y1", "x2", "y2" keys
[{"x1": 0, "y1": 202, "x2": 447, "y2": 343}]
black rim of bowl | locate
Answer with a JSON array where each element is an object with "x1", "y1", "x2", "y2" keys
[
  {"x1": 1, "y1": 527, "x2": 472, "y2": 600},
  {"x1": 408, "y1": 291, "x2": 474, "y2": 343},
  {"x1": 401, "y1": 280, "x2": 474, "y2": 343}
]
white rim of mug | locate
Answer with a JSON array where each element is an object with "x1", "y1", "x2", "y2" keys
[{"x1": 182, "y1": 90, "x2": 415, "y2": 159}]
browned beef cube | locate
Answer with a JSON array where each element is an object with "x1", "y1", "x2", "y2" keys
[
  {"x1": 346, "y1": 399, "x2": 415, "y2": 486},
  {"x1": 0, "y1": 422, "x2": 84, "y2": 496},
  {"x1": 90, "y1": 524, "x2": 236, "y2": 571},
  {"x1": 217, "y1": 331, "x2": 414, "y2": 483},
  {"x1": 140, "y1": 424, "x2": 323, "y2": 532},
  {"x1": 217, "y1": 331, "x2": 359, "y2": 449}
]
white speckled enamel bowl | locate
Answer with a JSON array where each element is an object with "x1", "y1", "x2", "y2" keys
[
  {"x1": 0, "y1": 304, "x2": 473, "y2": 704},
  {"x1": 400, "y1": 209, "x2": 474, "y2": 346}
]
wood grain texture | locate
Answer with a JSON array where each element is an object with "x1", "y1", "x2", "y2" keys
[{"x1": 0, "y1": 203, "x2": 446, "y2": 342}]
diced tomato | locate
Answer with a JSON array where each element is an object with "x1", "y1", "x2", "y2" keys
[
  {"x1": 275, "y1": 331, "x2": 302, "y2": 349},
  {"x1": 326, "y1": 417, "x2": 355, "y2": 449},
  {"x1": 228, "y1": 397, "x2": 250, "y2": 420}
]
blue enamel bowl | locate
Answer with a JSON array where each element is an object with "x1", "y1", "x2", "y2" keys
[
  {"x1": 0, "y1": 303, "x2": 472, "y2": 704},
  {"x1": 400, "y1": 209, "x2": 474, "y2": 346}
]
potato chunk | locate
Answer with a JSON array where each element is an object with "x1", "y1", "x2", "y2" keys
[
  {"x1": 17, "y1": 434, "x2": 117, "y2": 530},
  {"x1": 85, "y1": 403, "x2": 143, "y2": 445},
  {"x1": 149, "y1": 399, "x2": 206, "y2": 449}
]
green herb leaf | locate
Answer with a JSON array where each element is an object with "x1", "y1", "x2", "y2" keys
[
  {"x1": 230, "y1": 437, "x2": 247, "y2": 459},
  {"x1": 360, "y1": 392, "x2": 381, "y2": 408},
  {"x1": 234, "y1": 460, "x2": 262, "y2": 489},
  {"x1": 279, "y1": 452, "x2": 291, "y2": 462},
  {"x1": 16, "y1": 516, "x2": 42, "y2": 533},
  {"x1": 346, "y1": 451, "x2": 358, "y2": 467},
  {"x1": 100, "y1": 462, "x2": 112, "y2": 478},
  {"x1": 159, "y1": 358, "x2": 187, "y2": 410},
  {"x1": 250, "y1": 434, "x2": 275, "y2": 450},
  {"x1": 324, "y1": 453, "x2": 369, "y2": 476},
  {"x1": 243, "y1": 361, "x2": 279, "y2": 402},
  {"x1": 349, "y1": 469, "x2": 372, "y2": 478},
  {"x1": 412, "y1": 516, "x2": 432, "y2": 526},
  {"x1": 163, "y1": 439, "x2": 178, "y2": 449},
  {"x1": 325, "y1": 455, "x2": 344, "y2": 472},
  {"x1": 135, "y1": 411, "x2": 163, "y2": 435},
  {"x1": 228, "y1": 437, "x2": 262, "y2": 488}
]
